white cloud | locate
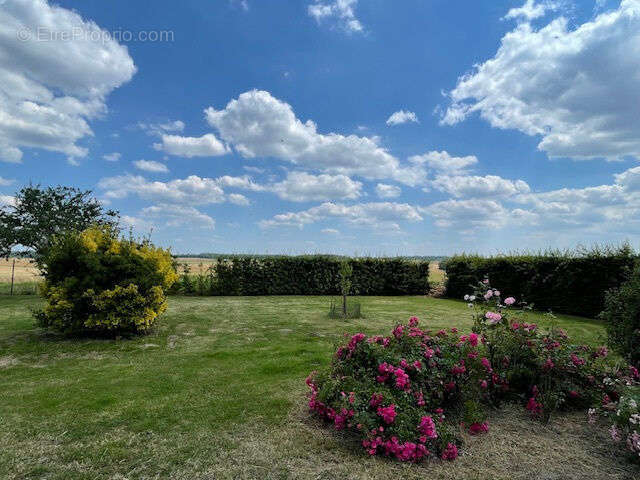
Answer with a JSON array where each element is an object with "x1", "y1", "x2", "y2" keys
[
  {"x1": 141, "y1": 204, "x2": 215, "y2": 229},
  {"x1": 137, "y1": 120, "x2": 185, "y2": 137},
  {"x1": 442, "y1": 0, "x2": 640, "y2": 160},
  {"x1": 0, "y1": 145, "x2": 23, "y2": 163},
  {"x1": 243, "y1": 165, "x2": 265, "y2": 174},
  {"x1": 260, "y1": 201, "x2": 423, "y2": 231},
  {"x1": 321, "y1": 228, "x2": 340, "y2": 234},
  {"x1": 120, "y1": 215, "x2": 153, "y2": 232},
  {"x1": 98, "y1": 173, "x2": 266, "y2": 206},
  {"x1": 153, "y1": 133, "x2": 229, "y2": 158},
  {"x1": 615, "y1": 166, "x2": 640, "y2": 191},
  {"x1": 215, "y1": 175, "x2": 265, "y2": 191},
  {"x1": 228, "y1": 193, "x2": 250, "y2": 206},
  {"x1": 0, "y1": 0, "x2": 136, "y2": 163},
  {"x1": 409, "y1": 150, "x2": 478, "y2": 175},
  {"x1": 0, "y1": 194, "x2": 15, "y2": 208},
  {"x1": 99, "y1": 174, "x2": 227, "y2": 205},
  {"x1": 103, "y1": 152, "x2": 121, "y2": 162},
  {"x1": 420, "y1": 165, "x2": 640, "y2": 237},
  {"x1": 421, "y1": 199, "x2": 511, "y2": 230},
  {"x1": 270, "y1": 171, "x2": 362, "y2": 202},
  {"x1": 0, "y1": 176, "x2": 14, "y2": 186},
  {"x1": 375, "y1": 183, "x2": 401, "y2": 199},
  {"x1": 204, "y1": 90, "x2": 424, "y2": 184},
  {"x1": 231, "y1": 0, "x2": 249, "y2": 11},
  {"x1": 133, "y1": 160, "x2": 169, "y2": 173},
  {"x1": 431, "y1": 175, "x2": 531, "y2": 198},
  {"x1": 308, "y1": 0, "x2": 364, "y2": 33},
  {"x1": 503, "y1": 0, "x2": 558, "y2": 21},
  {"x1": 386, "y1": 110, "x2": 419, "y2": 126}
]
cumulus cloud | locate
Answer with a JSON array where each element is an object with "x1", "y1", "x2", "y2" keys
[
  {"x1": 502, "y1": 0, "x2": 559, "y2": 21},
  {"x1": 0, "y1": 194, "x2": 16, "y2": 208},
  {"x1": 421, "y1": 199, "x2": 512, "y2": 230},
  {"x1": 138, "y1": 120, "x2": 185, "y2": 137},
  {"x1": 420, "y1": 165, "x2": 640, "y2": 237},
  {"x1": 0, "y1": 176, "x2": 15, "y2": 186},
  {"x1": 204, "y1": 90, "x2": 424, "y2": 184},
  {"x1": 120, "y1": 215, "x2": 153, "y2": 232},
  {"x1": 133, "y1": 160, "x2": 169, "y2": 173},
  {"x1": 269, "y1": 171, "x2": 362, "y2": 202},
  {"x1": 228, "y1": 193, "x2": 250, "y2": 206},
  {"x1": 409, "y1": 151, "x2": 478, "y2": 175},
  {"x1": 260, "y1": 201, "x2": 423, "y2": 231},
  {"x1": 99, "y1": 174, "x2": 227, "y2": 205},
  {"x1": 231, "y1": 0, "x2": 249, "y2": 11},
  {"x1": 386, "y1": 110, "x2": 419, "y2": 126},
  {"x1": 141, "y1": 204, "x2": 215, "y2": 229},
  {"x1": 103, "y1": 152, "x2": 121, "y2": 162},
  {"x1": 442, "y1": 0, "x2": 640, "y2": 160},
  {"x1": 431, "y1": 175, "x2": 530, "y2": 198},
  {"x1": 375, "y1": 183, "x2": 401, "y2": 199},
  {"x1": 213, "y1": 175, "x2": 260, "y2": 191},
  {"x1": 153, "y1": 133, "x2": 229, "y2": 158},
  {"x1": 0, "y1": 0, "x2": 136, "y2": 163},
  {"x1": 308, "y1": 0, "x2": 363, "y2": 33},
  {"x1": 98, "y1": 173, "x2": 265, "y2": 207}
]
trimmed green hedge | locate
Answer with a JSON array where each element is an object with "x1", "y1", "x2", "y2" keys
[
  {"x1": 174, "y1": 256, "x2": 430, "y2": 296},
  {"x1": 442, "y1": 246, "x2": 636, "y2": 318}
]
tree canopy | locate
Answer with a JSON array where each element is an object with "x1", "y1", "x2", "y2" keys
[{"x1": 0, "y1": 185, "x2": 119, "y2": 262}]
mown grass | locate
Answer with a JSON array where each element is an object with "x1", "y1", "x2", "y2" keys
[
  {"x1": 0, "y1": 281, "x2": 40, "y2": 295},
  {"x1": 0, "y1": 295, "x2": 635, "y2": 479}
]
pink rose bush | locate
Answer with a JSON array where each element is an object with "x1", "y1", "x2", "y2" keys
[
  {"x1": 592, "y1": 378, "x2": 640, "y2": 462},
  {"x1": 306, "y1": 277, "x2": 639, "y2": 463},
  {"x1": 307, "y1": 317, "x2": 490, "y2": 462}
]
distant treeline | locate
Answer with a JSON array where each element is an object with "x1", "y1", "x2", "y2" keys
[
  {"x1": 442, "y1": 245, "x2": 637, "y2": 318},
  {"x1": 171, "y1": 255, "x2": 431, "y2": 296},
  {"x1": 174, "y1": 253, "x2": 448, "y2": 262}
]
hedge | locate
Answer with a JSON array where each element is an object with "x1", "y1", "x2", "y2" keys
[
  {"x1": 442, "y1": 246, "x2": 636, "y2": 318},
  {"x1": 173, "y1": 256, "x2": 430, "y2": 296}
]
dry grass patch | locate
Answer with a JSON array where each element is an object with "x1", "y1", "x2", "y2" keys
[
  {"x1": 198, "y1": 403, "x2": 637, "y2": 480},
  {"x1": 0, "y1": 258, "x2": 40, "y2": 282}
]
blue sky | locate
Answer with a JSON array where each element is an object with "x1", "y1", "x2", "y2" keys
[{"x1": 1, "y1": 0, "x2": 640, "y2": 255}]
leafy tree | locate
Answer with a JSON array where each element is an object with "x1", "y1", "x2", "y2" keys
[
  {"x1": 0, "y1": 185, "x2": 118, "y2": 263},
  {"x1": 339, "y1": 261, "x2": 353, "y2": 316}
]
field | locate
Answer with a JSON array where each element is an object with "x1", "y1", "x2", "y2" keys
[
  {"x1": 0, "y1": 295, "x2": 635, "y2": 480},
  {"x1": 0, "y1": 258, "x2": 40, "y2": 295}
]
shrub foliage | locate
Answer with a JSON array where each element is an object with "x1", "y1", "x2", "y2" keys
[
  {"x1": 173, "y1": 256, "x2": 430, "y2": 296},
  {"x1": 596, "y1": 385, "x2": 640, "y2": 461},
  {"x1": 442, "y1": 246, "x2": 636, "y2": 317},
  {"x1": 36, "y1": 226, "x2": 177, "y2": 335},
  {"x1": 307, "y1": 280, "x2": 639, "y2": 462},
  {"x1": 601, "y1": 264, "x2": 640, "y2": 367}
]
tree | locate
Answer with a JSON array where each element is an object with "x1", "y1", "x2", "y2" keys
[
  {"x1": 339, "y1": 261, "x2": 353, "y2": 316},
  {"x1": 0, "y1": 185, "x2": 118, "y2": 263}
]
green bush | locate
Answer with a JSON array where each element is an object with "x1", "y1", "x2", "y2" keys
[
  {"x1": 443, "y1": 246, "x2": 635, "y2": 318},
  {"x1": 172, "y1": 256, "x2": 430, "y2": 296},
  {"x1": 36, "y1": 225, "x2": 177, "y2": 335},
  {"x1": 601, "y1": 264, "x2": 640, "y2": 367}
]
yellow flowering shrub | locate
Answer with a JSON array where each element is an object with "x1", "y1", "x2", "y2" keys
[{"x1": 36, "y1": 225, "x2": 177, "y2": 335}]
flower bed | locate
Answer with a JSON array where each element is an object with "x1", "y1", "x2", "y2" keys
[{"x1": 306, "y1": 279, "x2": 639, "y2": 462}]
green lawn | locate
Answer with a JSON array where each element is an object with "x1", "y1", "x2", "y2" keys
[{"x1": 0, "y1": 295, "x2": 634, "y2": 479}]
